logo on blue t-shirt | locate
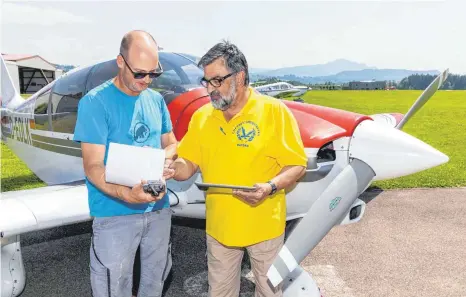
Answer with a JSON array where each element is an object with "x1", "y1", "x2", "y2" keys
[{"x1": 133, "y1": 122, "x2": 150, "y2": 143}]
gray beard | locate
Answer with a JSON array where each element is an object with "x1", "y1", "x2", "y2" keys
[{"x1": 211, "y1": 83, "x2": 236, "y2": 111}]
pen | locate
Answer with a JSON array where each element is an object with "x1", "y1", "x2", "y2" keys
[{"x1": 220, "y1": 127, "x2": 226, "y2": 135}]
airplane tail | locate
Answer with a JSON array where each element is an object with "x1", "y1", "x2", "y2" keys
[{"x1": 1, "y1": 55, "x2": 24, "y2": 110}]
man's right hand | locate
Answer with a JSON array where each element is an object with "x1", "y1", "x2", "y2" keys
[{"x1": 121, "y1": 181, "x2": 164, "y2": 204}]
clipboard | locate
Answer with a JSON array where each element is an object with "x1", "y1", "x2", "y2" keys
[
  {"x1": 105, "y1": 142, "x2": 165, "y2": 187},
  {"x1": 195, "y1": 182, "x2": 256, "y2": 192}
]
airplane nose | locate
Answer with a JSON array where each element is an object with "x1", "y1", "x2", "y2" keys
[{"x1": 348, "y1": 119, "x2": 449, "y2": 181}]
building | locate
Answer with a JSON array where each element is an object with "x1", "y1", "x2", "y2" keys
[
  {"x1": 349, "y1": 80, "x2": 387, "y2": 90},
  {"x1": 2, "y1": 54, "x2": 63, "y2": 94}
]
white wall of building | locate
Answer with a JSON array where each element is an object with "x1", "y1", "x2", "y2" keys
[{"x1": 5, "y1": 61, "x2": 20, "y2": 93}]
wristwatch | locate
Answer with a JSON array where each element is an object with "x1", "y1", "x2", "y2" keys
[{"x1": 267, "y1": 181, "x2": 278, "y2": 196}]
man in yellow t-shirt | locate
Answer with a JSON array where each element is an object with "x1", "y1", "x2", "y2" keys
[{"x1": 168, "y1": 41, "x2": 307, "y2": 297}]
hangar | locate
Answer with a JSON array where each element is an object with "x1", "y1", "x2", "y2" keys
[{"x1": 2, "y1": 54, "x2": 63, "y2": 94}]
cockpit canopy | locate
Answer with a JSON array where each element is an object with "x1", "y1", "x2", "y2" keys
[
  {"x1": 32, "y1": 52, "x2": 205, "y2": 134},
  {"x1": 86, "y1": 52, "x2": 204, "y2": 102}
]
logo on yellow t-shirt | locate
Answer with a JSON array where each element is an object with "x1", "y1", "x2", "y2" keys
[{"x1": 233, "y1": 121, "x2": 260, "y2": 147}]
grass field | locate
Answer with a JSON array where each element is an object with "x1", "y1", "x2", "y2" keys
[{"x1": 1, "y1": 90, "x2": 465, "y2": 192}]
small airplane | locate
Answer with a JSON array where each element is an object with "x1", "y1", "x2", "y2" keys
[
  {"x1": 253, "y1": 81, "x2": 310, "y2": 98},
  {"x1": 0, "y1": 51, "x2": 449, "y2": 297}
]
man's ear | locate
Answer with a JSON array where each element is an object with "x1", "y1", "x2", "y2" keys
[
  {"x1": 116, "y1": 55, "x2": 124, "y2": 69},
  {"x1": 236, "y1": 71, "x2": 245, "y2": 86}
]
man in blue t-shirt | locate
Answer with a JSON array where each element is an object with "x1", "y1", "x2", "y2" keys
[{"x1": 73, "y1": 30, "x2": 177, "y2": 297}]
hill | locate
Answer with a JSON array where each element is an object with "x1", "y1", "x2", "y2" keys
[
  {"x1": 304, "y1": 69, "x2": 440, "y2": 84},
  {"x1": 250, "y1": 59, "x2": 440, "y2": 84},
  {"x1": 260, "y1": 59, "x2": 374, "y2": 77}
]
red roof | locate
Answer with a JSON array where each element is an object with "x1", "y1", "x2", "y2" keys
[{"x1": 2, "y1": 54, "x2": 37, "y2": 61}]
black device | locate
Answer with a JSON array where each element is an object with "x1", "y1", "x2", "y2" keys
[
  {"x1": 195, "y1": 182, "x2": 256, "y2": 192},
  {"x1": 143, "y1": 180, "x2": 166, "y2": 196}
]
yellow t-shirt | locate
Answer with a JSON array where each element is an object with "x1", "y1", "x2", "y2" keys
[{"x1": 177, "y1": 88, "x2": 307, "y2": 247}]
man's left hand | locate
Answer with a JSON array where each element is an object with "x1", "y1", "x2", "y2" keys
[{"x1": 233, "y1": 183, "x2": 272, "y2": 206}]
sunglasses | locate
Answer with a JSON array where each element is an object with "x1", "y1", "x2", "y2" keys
[
  {"x1": 200, "y1": 72, "x2": 237, "y2": 88},
  {"x1": 120, "y1": 53, "x2": 163, "y2": 79}
]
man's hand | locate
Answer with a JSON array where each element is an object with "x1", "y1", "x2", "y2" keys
[
  {"x1": 232, "y1": 183, "x2": 272, "y2": 206},
  {"x1": 163, "y1": 158, "x2": 176, "y2": 180},
  {"x1": 120, "y1": 180, "x2": 165, "y2": 204}
]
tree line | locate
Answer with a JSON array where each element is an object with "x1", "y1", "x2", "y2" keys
[
  {"x1": 397, "y1": 73, "x2": 466, "y2": 90},
  {"x1": 251, "y1": 73, "x2": 466, "y2": 90}
]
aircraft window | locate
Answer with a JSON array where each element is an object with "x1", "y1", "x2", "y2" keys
[
  {"x1": 34, "y1": 90, "x2": 51, "y2": 131},
  {"x1": 86, "y1": 60, "x2": 119, "y2": 92},
  {"x1": 50, "y1": 66, "x2": 92, "y2": 134},
  {"x1": 181, "y1": 63, "x2": 203, "y2": 85},
  {"x1": 150, "y1": 52, "x2": 203, "y2": 105}
]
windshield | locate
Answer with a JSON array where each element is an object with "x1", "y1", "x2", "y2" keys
[{"x1": 150, "y1": 52, "x2": 204, "y2": 102}]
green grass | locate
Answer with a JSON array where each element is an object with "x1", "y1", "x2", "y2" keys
[
  {"x1": 1, "y1": 91, "x2": 465, "y2": 192},
  {"x1": 1, "y1": 143, "x2": 45, "y2": 192},
  {"x1": 1, "y1": 94, "x2": 45, "y2": 192},
  {"x1": 285, "y1": 90, "x2": 466, "y2": 189}
]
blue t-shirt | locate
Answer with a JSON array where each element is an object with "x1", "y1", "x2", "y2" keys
[{"x1": 73, "y1": 80, "x2": 172, "y2": 217}]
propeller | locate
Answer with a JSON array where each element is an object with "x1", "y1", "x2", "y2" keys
[
  {"x1": 396, "y1": 69, "x2": 449, "y2": 130},
  {"x1": 267, "y1": 158, "x2": 375, "y2": 287}
]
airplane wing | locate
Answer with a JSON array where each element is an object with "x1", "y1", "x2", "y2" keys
[{"x1": 0, "y1": 183, "x2": 91, "y2": 238}]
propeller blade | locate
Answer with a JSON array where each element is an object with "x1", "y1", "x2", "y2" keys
[
  {"x1": 267, "y1": 158, "x2": 375, "y2": 287},
  {"x1": 396, "y1": 69, "x2": 449, "y2": 130}
]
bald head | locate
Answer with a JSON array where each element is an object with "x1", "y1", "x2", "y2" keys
[
  {"x1": 116, "y1": 30, "x2": 161, "y2": 95},
  {"x1": 120, "y1": 30, "x2": 158, "y2": 58}
]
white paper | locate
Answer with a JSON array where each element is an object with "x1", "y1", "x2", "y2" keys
[{"x1": 105, "y1": 142, "x2": 166, "y2": 187}]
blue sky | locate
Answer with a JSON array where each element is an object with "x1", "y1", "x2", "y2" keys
[{"x1": 2, "y1": 0, "x2": 465, "y2": 74}]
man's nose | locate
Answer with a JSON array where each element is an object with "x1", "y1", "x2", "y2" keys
[{"x1": 143, "y1": 74, "x2": 151, "y2": 84}]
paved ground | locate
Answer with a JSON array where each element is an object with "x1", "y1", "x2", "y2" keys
[{"x1": 17, "y1": 188, "x2": 466, "y2": 297}]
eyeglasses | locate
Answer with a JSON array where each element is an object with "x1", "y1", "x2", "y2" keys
[
  {"x1": 200, "y1": 72, "x2": 237, "y2": 88},
  {"x1": 120, "y1": 53, "x2": 163, "y2": 79}
]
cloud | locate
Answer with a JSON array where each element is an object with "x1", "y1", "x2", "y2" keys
[{"x1": 2, "y1": 3, "x2": 92, "y2": 25}]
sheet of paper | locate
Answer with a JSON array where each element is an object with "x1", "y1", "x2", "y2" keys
[{"x1": 105, "y1": 142, "x2": 166, "y2": 187}]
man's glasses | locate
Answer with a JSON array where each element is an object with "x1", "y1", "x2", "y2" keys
[
  {"x1": 200, "y1": 72, "x2": 237, "y2": 88},
  {"x1": 120, "y1": 53, "x2": 163, "y2": 79}
]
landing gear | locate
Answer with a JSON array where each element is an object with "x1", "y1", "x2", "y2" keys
[
  {"x1": 282, "y1": 265, "x2": 322, "y2": 297},
  {"x1": 1, "y1": 235, "x2": 26, "y2": 297},
  {"x1": 283, "y1": 219, "x2": 323, "y2": 297}
]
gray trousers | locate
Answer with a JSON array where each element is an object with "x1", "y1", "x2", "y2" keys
[{"x1": 90, "y1": 208, "x2": 172, "y2": 297}]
